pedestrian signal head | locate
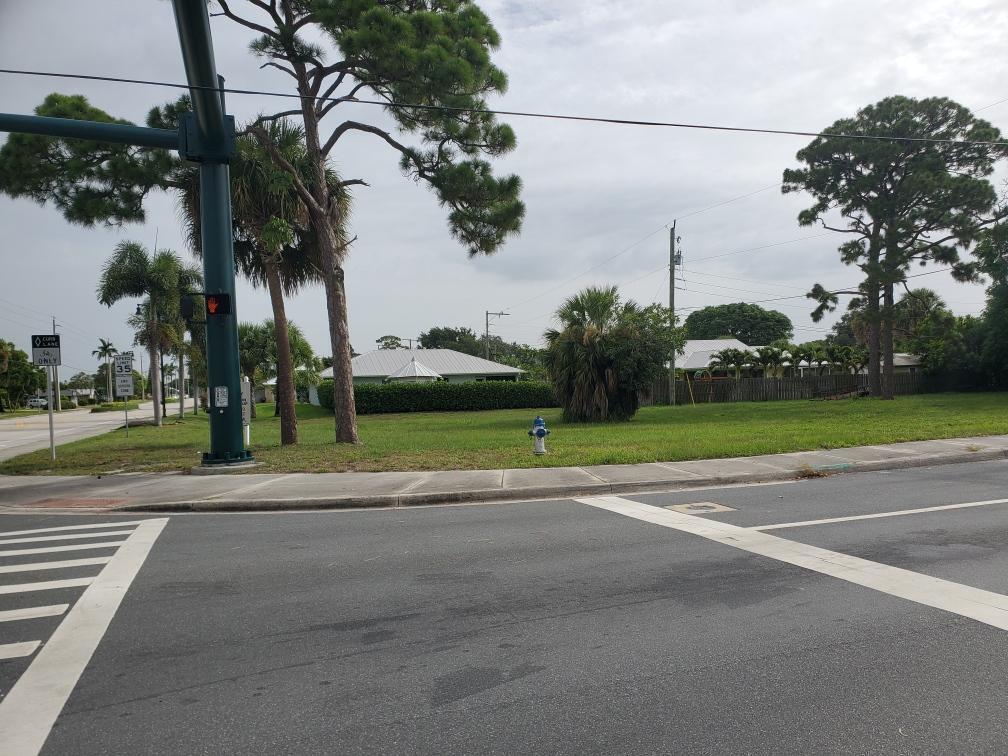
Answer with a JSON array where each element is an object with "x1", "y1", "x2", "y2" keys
[{"x1": 205, "y1": 293, "x2": 231, "y2": 316}]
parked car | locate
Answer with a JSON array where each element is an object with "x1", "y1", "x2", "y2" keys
[{"x1": 26, "y1": 397, "x2": 48, "y2": 409}]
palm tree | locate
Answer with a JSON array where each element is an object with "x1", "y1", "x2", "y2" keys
[
  {"x1": 545, "y1": 286, "x2": 659, "y2": 422},
  {"x1": 238, "y1": 322, "x2": 270, "y2": 419},
  {"x1": 98, "y1": 242, "x2": 199, "y2": 426},
  {"x1": 754, "y1": 346, "x2": 784, "y2": 379},
  {"x1": 91, "y1": 338, "x2": 117, "y2": 402},
  {"x1": 711, "y1": 348, "x2": 747, "y2": 379},
  {"x1": 178, "y1": 121, "x2": 334, "y2": 445}
]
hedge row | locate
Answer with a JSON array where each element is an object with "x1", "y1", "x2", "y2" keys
[{"x1": 316, "y1": 380, "x2": 558, "y2": 414}]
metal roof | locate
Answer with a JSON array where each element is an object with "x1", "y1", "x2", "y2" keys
[
  {"x1": 319, "y1": 349, "x2": 524, "y2": 380},
  {"x1": 679, "y1": 339, "x2": 754, "y2": 370},
  {"x1": 386, "y1": 357, "x2": 443, "y2": 380}
]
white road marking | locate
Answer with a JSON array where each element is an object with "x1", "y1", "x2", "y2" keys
[
  {"x1": 0, "y1": 605, "x2": 68, "y2": 623},
  {"x1": 0, "y1": 518, "x2": 167, "y2": 756},
  {"x1": 752, "y1": 497, "x2": 1008, "y2": 531},
  {"x1": 0, "y1": 540, "x2": 129, "y2": 558},
  {"x1": 0, "y1": 641, "x2": 41, "y2": 660},
  {"x1": 0, "y1": 577, "x2": 95, "y2": 595},
  {"x1": 0, "y1": 530, "x2": 136, "y2": 546},
  {"x1": 577, "y1": 496, "x2": 1008, "y2": 631},
  {"x1": 0, "y1": 556, "x2": 113, "y2": 574},
  {"x1": 0, "y1": 520, "x2": 148, "y2": 538}
]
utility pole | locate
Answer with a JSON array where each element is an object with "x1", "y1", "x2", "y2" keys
[
  {"x1": 52, "y1": 317, "x2": 61, "y2": 411},
  {"x1": 669, "y1": 222, "x2": 680, "y2": 406},
  {"x1": 485, "y1": 311, "x2": 508, "y2": 359}
]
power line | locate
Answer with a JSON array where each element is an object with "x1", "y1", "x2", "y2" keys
[
  {"x1": 690, "y1": 233, "x2": 832, "y2": 262},
  {"x1": 504, "y1": 185, "x2": 786, "y2": 312},
  {"x1": 2, "y1": 68, "x2": 1007, "y2": 147}
]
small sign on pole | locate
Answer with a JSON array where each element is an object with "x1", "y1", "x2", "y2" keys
[
  {"x1": 31, "y1": 334, "x2": 61, "y2": 367},
  {"x1": 31, "y1": 335, "x2": 60, "y2": 462},
  {"x1": 114, "y1": 353, "x2": 134, "y2": 437},
  {"x1": 241, "y1": 377, "x2": 251, "y2": 446}
]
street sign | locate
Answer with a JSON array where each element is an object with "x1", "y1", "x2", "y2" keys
[
  {"x1": 31, "y1": 334, "x2": 61, "y2": 366},
  {"x1": 114, "y1": 354, "x2": 134, "y2": 398},
  {"x1": 241, "y1": 378, "x2": 251, "y2": 427}
]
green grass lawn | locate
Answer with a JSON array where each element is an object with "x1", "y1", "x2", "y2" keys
[{"x1": 3, "y1": 393, "x2": 1008, "y2": 475}]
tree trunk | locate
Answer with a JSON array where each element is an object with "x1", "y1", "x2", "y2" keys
[
  {"x1": 148, "y1": 296, "x2": 162, "y2": 427},
  {"x1": 882, "y1": 281, "x2": 895, "y2": 400},
  {"x1": 106, "y1": 358, "x2": 112, "y2": 404},
  {"x1": 319, "y1": 245, "x2": 358, "y2": 443},
  {"x1": 264, "y1": 259, "x2": 298, "y2": 445},
  {"x1": 178, "y1": 346, "x2": 185, "y2": 418}
]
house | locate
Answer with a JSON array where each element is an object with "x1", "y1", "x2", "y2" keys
[
  {"x1": 678, "y1": 339, "x2": 754, "y2": 374},
  {"x1": 309, "y1": 349, "x2": 524, "y2": 404}
]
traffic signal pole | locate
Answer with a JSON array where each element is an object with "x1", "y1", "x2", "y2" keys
[
  {"x1": 0, "y1": 0, "x2": 251, "y2": 465},
  {"x1": 172, "y1": 0, "x2": 249, "y2": 464}
]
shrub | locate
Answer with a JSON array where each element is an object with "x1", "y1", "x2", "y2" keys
[
  {"x1": 90, "y1": 401, "x2": 140, "y2": 413},
  {"x1": 316, "y1": 380, "x2": 557, "y2": 414}
]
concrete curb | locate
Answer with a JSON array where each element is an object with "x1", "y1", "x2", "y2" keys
[{"x1": 115, "y1": 447, "x2": 1008, "y2": 513}]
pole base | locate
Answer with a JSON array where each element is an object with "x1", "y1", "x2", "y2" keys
[{"x1": 200, "y1": 449, "x2": 255, "y2": 466}]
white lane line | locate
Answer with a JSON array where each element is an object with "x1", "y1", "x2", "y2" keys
[
  {"x1": 0, "y1": 520, "x2": 148, "y2": 538},
  {"x1": 0, "y1": 530, "x2": 135, "y2": 546},
  {"x1": 577, "y1": 496, "x2": 1008, "y2": 631},
  {"x1": 0, "y1": 578, "x2": 95, "y2": 595},
  {"x1": 0, "y1": 517, "x2": 167, "y2": 756},
  {"x1": 0, "y1": 540, "x2": 128, "y2": 558},
  {"x1": 752, "y1": 497, "x2": 1008, "y2": 531},
  {"x1": 0, "y1": 557, "x2": 113, "y2": 574},
  {"x1": 0, "y1": 605, "x2": 69, "y2": 623},
  {"x1": 0, "y1": 641, "x2": 41, "y2": 660}
]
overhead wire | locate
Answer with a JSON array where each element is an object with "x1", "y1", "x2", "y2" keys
[{"x1": 2, "y1": 68, "x2": 1007, "y2": 147}]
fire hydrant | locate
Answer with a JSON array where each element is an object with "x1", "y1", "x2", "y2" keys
[{"x1": 528, "y1": 415, "x2": 549, "y2": 455}]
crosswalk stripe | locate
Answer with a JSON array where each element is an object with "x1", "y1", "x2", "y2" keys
[
  {"x1": 0, "y1": 557, "x2": 112, "y2": 574},
  {"x1": 0, "y1": 518, "x2": 169, "y2": 755},
  {"x1": 0, "y1": 641, "x2": 41, "y2": 660},
  {"x1": 0, "y1": 605, "x2": 69, "y2": 623},
  {"x1": 0, "y1": 520, "x2": 148, "y2": 538},
  {"x1": 0, "y1": 530, "x2": 136, "y2": 546},
  {"x1": 0, "y1": 540, "x2": 129, "y2": 558},
  {"x1": 0, "y1": 577, "x2": 94, "y2": 595},
  {"x1": 577, "y1": 495, "x2": 1008, "y2": 632}
]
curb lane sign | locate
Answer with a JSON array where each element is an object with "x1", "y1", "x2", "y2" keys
[{"x1": 31, "y1": 334, "x2": 61, "y2": 366}]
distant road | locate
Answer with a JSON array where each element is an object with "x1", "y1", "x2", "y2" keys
[{"x1": 0, "y1": 403, "x2": 158, "y2": 462}]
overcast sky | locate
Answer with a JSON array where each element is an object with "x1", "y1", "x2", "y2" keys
[{"x1": 2, "y1": 0, "x2": 1007, "y2": 377}]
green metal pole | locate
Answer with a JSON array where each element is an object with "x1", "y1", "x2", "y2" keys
[
  {"x1": 198, "y1": 162, "x2": 246, "y2": 462},
  {"x1": 171, "y1": 0, "x2": 249, "y2": 464}
]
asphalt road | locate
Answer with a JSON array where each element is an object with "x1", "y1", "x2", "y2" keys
[
  {"x1": 0, "y1": 403, "x2": 157, "y2": 462},
  {"x1": 2, "y1": 460, "x2": 1008, "y2": 754}
]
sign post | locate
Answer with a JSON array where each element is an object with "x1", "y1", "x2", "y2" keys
[
  {"x1": 241, "y1": 377, "x2": 251, "y2": 447},
  {"x1": 114, "y1": 353, "x2": 135, "y2": 438},
  {"x1": 31, "y1": 334, "x2": 60, "y2": 462}
]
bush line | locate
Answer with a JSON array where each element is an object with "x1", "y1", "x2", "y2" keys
[{"x1": 316, "y1": 380, "x2": 558, "y2": 414}]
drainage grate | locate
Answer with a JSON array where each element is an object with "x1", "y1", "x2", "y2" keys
[{"x1": 664, "y1": 502, "x2": 736, "y2": 514}]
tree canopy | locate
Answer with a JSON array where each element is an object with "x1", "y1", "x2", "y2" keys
[
  {"x1": 683, "y1": 303, "x2": 793, "y2": 345},
  {"x1": 545, "y1": 286, "x2": 681, "y2": 422},
  {"x1": 783, "y1": 95, "x2": 1008, "y2": 398}
]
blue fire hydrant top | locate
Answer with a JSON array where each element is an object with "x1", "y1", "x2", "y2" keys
[{"x1": 529, "y1": 415, "x2": 549, "y2": 438}]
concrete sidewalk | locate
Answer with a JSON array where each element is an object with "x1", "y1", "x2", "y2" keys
[{"x1": 2, "y1": 433, "x2": 1008, "y2": 513}]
